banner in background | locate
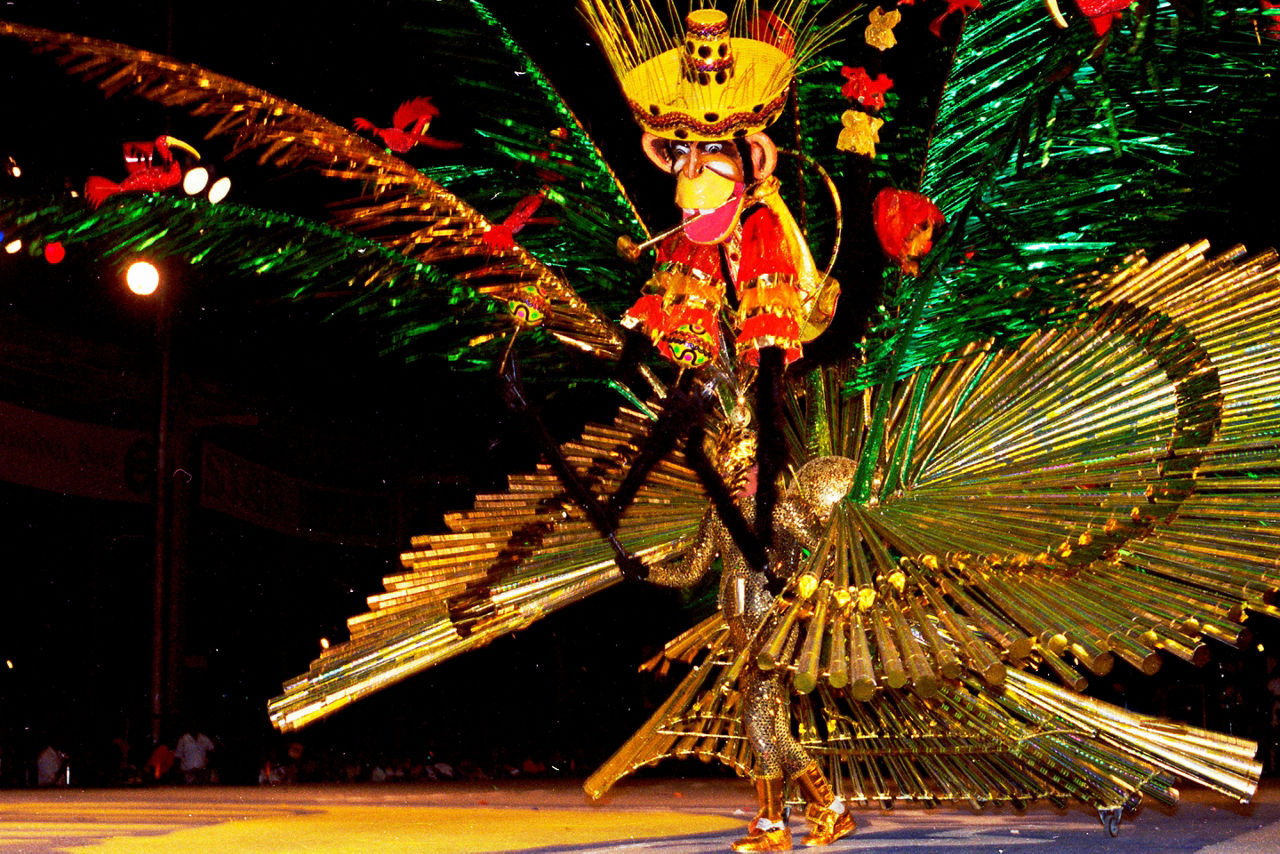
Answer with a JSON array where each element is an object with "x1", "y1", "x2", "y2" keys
[
  {"x1": 0, "y1": 401, "x2": 395, "y2": 547},
  {"x1": 201, "y1": 443, "x2": 395, "y2": 548},
  {"x1": 0, "y1": 400, "x2": 150, "y2": 503}
]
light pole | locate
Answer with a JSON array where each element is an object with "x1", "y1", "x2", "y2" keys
[{"x1": 128, "y1": 260, "x2": 175, "y2": 746}]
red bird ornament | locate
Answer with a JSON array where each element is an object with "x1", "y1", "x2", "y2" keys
[
  {"x1": 872, "y1": 188, "x2": 946, "y2": 275},
  {"x1": 353, "y1": 96, "x2": 462, "y2": 153},
  {"x1": 84, "y1": 135, "x2": 200, "y2": 209},
  {"x1": 1044, "y1": 0, "x2": 1135, "y2": 35},
  {"x1": 1263, "y1": 0, "x2": 1280, "y2": 40},
  {"x1": 930, "y1": 0, "x2": 983, "y2": 38},
  {"x1": 482, "y1": 190, "x2": 552, "y2": 251}
]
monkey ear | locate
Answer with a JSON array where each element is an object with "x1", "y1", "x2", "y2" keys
[
  {"x1": 641, "y1": 132, "x2": 675, "y2": 172},
  {"x1": 746, "y1": 133, "x2": 777, "y2": 180}
]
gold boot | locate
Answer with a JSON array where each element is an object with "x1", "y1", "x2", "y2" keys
[
  {"x1": 792, "y1": 762, "x2": 855, "y2": 847},
  {"x1": 731, "y1": 775, "x2": 792, "y2": 852}
]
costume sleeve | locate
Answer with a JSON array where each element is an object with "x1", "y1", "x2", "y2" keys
[
  {"x1": 647, "y1": 506, "x2": 723, "y2": 588},
  {"x1": 735, "y1": 207, "x2": 803, "y2": 365},
  {"x1": 626, "y1": 235, "x2": 727, "y2": 368}
]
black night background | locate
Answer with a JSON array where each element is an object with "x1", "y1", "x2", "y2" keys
[
  {"x1": 0, "y1": 0, "x2": 1277, "y2": 792},
  {"x1": 0, "y1": 0, "x2": 731, "y2": 787}
]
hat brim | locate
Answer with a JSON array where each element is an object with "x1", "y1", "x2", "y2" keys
[{"x1": 623, "y1": 39, "x2": 791, "y2": 142}]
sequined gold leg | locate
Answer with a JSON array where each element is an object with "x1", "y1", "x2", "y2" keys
[
  {"x1": 792, "y1": 762, "x2": 855, "y2": 847},
  {"x1": 731, "y1": 775, "x2": 792, "y2": 852}
]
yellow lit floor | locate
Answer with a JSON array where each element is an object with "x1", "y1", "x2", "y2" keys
[
  {"x1": 0, "y1": 779, "x2": 743, "y2": 853},
  {"x1": 0, "y1": 777, "x2": 1276, "y2": 853}
]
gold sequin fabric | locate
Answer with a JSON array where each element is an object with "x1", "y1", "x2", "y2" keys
[{"x1": 649, "y1": 497, "x2": 819, "y2": 777}]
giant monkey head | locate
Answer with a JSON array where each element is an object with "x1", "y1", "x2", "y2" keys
[{"x1": 641, "y1": 131, "x2": 778, "y2": 245}]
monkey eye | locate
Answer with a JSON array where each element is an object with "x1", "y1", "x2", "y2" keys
[{"x1": 704, "y1": 142, "x2": 723, "y2": 154}]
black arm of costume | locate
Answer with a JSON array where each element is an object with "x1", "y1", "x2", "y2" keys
[
  {"x1": 684, "y1": 421, "x2": 768, "y2": 574},
  {"x1": 499, "y1": 357, "x2": 647, "y2": 580},
  {"x1": 753, "y1": 346, "x2": 786, "y2": 551},
  {"x1": 607, "y1": 373, "x2": 708, "y2": 520}
]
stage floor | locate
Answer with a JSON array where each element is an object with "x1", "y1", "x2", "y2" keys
[{"x1": 0, "y1": 777, "x2": 1275, "y2": 853}]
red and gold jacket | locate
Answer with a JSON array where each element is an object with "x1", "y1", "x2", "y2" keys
[{"x1": 622, "y1": 204, "x2": 804, "y2": 368}]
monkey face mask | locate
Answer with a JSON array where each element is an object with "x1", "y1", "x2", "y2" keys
[{"x1": 642, "y1": 132, "x2": 777, "y2": 245}]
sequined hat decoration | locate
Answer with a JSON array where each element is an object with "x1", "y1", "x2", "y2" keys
[{"x1": 580, "y1": 1, "x2": 857, "y2": 142}]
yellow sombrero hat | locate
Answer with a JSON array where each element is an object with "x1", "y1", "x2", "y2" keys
[
  {"x1": 582, "y1": 2, "x2": 852, "y2": 143},
  {"x1": 626, "y1": 9, "x2": 790, "y2": 142}
]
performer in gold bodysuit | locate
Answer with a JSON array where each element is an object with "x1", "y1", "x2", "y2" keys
[{"x1": 648, "y1": 461, "x2": 855, "y2": 851}]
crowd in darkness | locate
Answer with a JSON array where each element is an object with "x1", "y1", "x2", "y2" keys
[
  {"x1": 0, "y1": 726, "x2": 601, "y2": 789},
  {"x1": 4, "y1": 641, "x2": 1280, "y2": 790}
]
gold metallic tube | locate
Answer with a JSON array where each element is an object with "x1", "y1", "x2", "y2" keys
[
  {"x1": 693, "y1": 692, "x2": 728, "y2": 762},
  {"x1": 714, "y1": 692, "x2": 742, "y2": 764},
  {"x1": 1006, "y1": 671, "x2": 1262, "y2": 799},
  {"x1": 939, "y1": 571, "x2": 1035, "y2": 660},
  {"x1": 909, "y1": 595, "x2": 962, "y2": 680},
  {"x1": 887, "y1": 597, "x2": 938, "y2": 698},
  {"x1": 872, "y1": 604, "x2": 909, "y2": 690},
  {"x1": 852, "y1": 506, "x2": 906, "y2": 591},
  {"x1": 826, "y1": 611, "x2": 850, "y2": 689},
  {"x1": 847, "y1": 512, "x2": 877, "y2": 610},
  {"x1": 660, "y1": 614, "x2": 729, "y2": 664},
  {"x1": 841, "y1": 754, "x2": 868, "y2": 805},
  {"x1": 902, "y1": 562, "x2": 1006, "y2": 685},
  {"x1": 971, "y1": 571, "x2": 1067, "y2": 657},
  {"x1": 1197, "y1": 617, "x2": 1248, "y2": 648},
  {"x1": 794, "y1": 584, "x2": 832, "y2": 694},
  {"x1": 584, "y1": 655, "x2": 712, "y2": 800},
  {"x1": 757, "y1": 597, "x2": 804, "y2": 671},
  {"x1": 1147, "y1": 622, "x2": 1211, "y2": 666},
  {"x1": 1066, "y1": 640, "x2": 1115, "y2": 677},
  {"x1": 849, "y1": 612, "x2": 878, "y2": 700},
  {"x1": 1106, "y1": 630, "x2": 1163, "y2": 675},
  {"x1": 830, "y1": 509, "x2": 852, "y2": 609},
  {"x1": 932, "y1": 591, "x2": 1005, "y2": 685},
  {"x1": 1100, "y1": 560, "x2": 1243, "y2": 624},
  {"x1": 1035, "y1": 645, "x2": 1089, "y2": 692},
  {"x1": 716, "y1": 642, "x2": 754, "y2": 694},
  {"x1": 672, "y1": 728, "x2": 700, "y2": 758},
  {"x1": 1079, "y1": 573, "x2": 1209, "y2": 643},
  {"x1": 795, "y1": 693, "x2": 822, "y2": 746}
]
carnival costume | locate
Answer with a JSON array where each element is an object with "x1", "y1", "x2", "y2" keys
[
  {"x1": 2, "y1": 1, "x2": 1277, "y2": 849},
  {"x1": 606, "y1": 9, "x2": 863, "y2": 841},
  {"x1": 648, "y1": 469, "x2": 855, "y2": 848}
]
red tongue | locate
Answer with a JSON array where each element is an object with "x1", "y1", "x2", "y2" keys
[{"x1": 682, "y1": 183, "x2": 745, "y2": 244}]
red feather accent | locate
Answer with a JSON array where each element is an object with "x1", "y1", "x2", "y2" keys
[
  {"x1": 85, "y1": 135, "x2": 187, "y2": 207},
  {"x1": 353, "y1": 97, "x2": 460, "y2": 153},
  {"x1": 1072, "y1": 0, "x2": 1133, "y2": 36},
  {"x1": 930, "y1": 0, "x2": 983, "y2": 38},
  {"x1": 481, "y1": 224, "x2": 515, "y2": 250},
  {"x1": 392, "y1": 96, "x2": 441, "y2": 133},
  {"x1": 482, "y1": 192, "x2": 548, "y2": 249},
  {"x1": 1263, "y1": 1, "x2": 1280, "y2": 40},
  {"x1": 85, "y1": 176, "x2": 122, "y2": 208},
  {"x1": 405, "y1": 133, "x2": 463, "y2": 151},
  {"x1": 840, "y1": 67, "x2": 894, "y2": 110},
  {"x1": 122, "y1": 140, "x2": 159, "y2": 176},
  {"x1": 622, "y1": 294, "x2": 670, "y2": 340}
]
